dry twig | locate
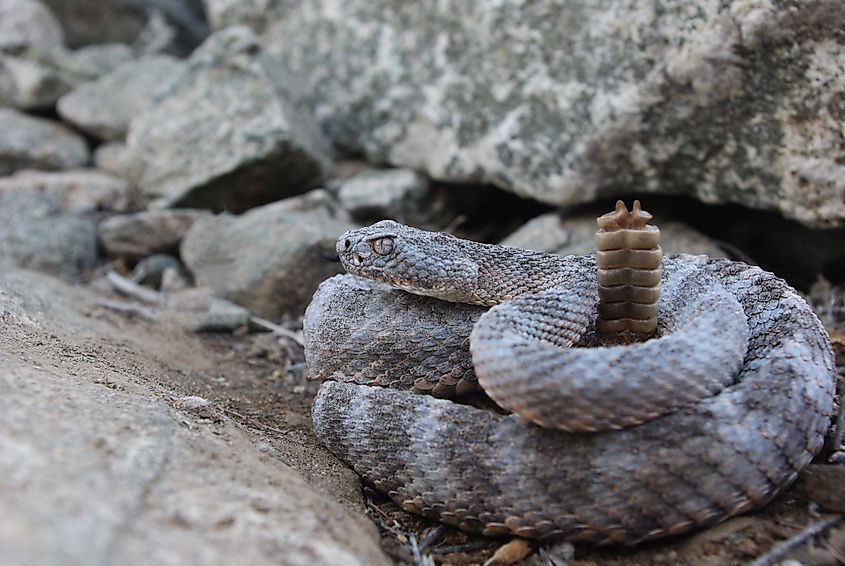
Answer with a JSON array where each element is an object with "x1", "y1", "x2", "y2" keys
[{"x1": 747, "y1": 515, "x2": 843, "y2": 566}]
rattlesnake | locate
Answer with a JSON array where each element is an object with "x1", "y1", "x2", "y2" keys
[{"x1": 305, "y1": 217, "x2": 836, "y2": 545}]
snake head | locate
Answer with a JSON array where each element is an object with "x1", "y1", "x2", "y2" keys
[{"x1": 336, "y1": 220, "x2": 480, "y2": 303}]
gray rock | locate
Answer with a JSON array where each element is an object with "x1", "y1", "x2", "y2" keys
[
  {"x1": 0, "y1": 189, "x2": 99, "y2": 280},
  {"x1": 100, "y1": 208, "x2": 211, "y2": 258},
  {"x1": 58, "y1": 55, "x2": 185, "y2": 141},
  {"x1": 501, "y1": 210, "x2": 726, "y2": 258},
  {"x1": 0, "y1": 109, "x2": 89, "y2": 175},
  {"x1": 0, "y1": 169, "x2": 132, "y2": 213},
  {"x1": 204, "y1": 0, "x2": 278, "y2": 33},
  {"x1": 131, "y1": 253, "x2": 187, "y2": 288},
  {"x1": 126, "y1": 26, "x2": 334, "y2": 212},
  {"x1": 69, "y1": 42, "x2": 135, "y2": 76},
  {"x1": 0, "y1": 44, "x2": 134, "y2": 110},
  {"x1": 0, "y1": 52, "x2": 71, "y2": 109},
  {"x1": 41, "y1": 0, "x2": 208, "y2": 52},
  {"x1": 247, "y1": 1, "x2": 845, "y2": 227},
  {"x1": 93, "y1": 141, "x2": 132, "y2": 177},
  {"x1": 0, "y1": 0, "x2": 64, "y2": 49},
  {"x1": 0, "y1": 267, "x2": 390, "y2": 566},
  {"x1": 166, "y1": 287, "x2": 252, "y2": 333},
  {"x1": 181, "y1": 190, "x2": 357, "y2": 318},
  {"x1": 336, "y1": 167, "x2": 435, "y2": 224}
]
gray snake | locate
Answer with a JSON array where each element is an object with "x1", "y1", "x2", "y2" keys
[{"x1": 305, "y1": 220, "x2": 837, "y2": 544}]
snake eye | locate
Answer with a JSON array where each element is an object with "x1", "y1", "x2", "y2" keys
[{"x1": 371, "y1": 237, "x2": 394, "y2": 256}]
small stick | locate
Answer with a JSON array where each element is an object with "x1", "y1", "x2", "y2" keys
[
  {"x1": 220, "y1": 407, "x2": 289, "y2": 435},
  {"x1": 250, "y1": 315, "x2": 305, "y2": 347},
  {"x1": 418, "y1": 525, "x2": 447, "y2": 552},
  {"x1": 94, "y1": 298, "x2": 158, "y2": 321},
  {"x1": 747, "y1": 515, "x2": 843, "y2": 566},
  {"x1": 105, "y1": 271, "x2": 161, "y2": 305}
]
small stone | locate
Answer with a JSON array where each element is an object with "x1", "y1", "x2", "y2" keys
[
  {"x1": 99, "y1": 209, "x2": 211, "y2": 258},
  {"x1": 93, "y1": 142, "x2": 132, "y2": 177},
  {"x1": 0, "y1": 169, "x2": 131, "y2": 213},
  {"x1": 181, "y1": 189, "x2": 357, "y2": 318},
  {"x1": 126, "y1": 26, "x2": 334, "y2": 212},
  {"x1": 173, "y1": 396, "x2": 211, "y2": 411},
  {"x1": 58, "y1": 55, "x2": 185, "y2": 141},
  {"x1": 336, "y1": 168, "x2": 433, "y2": 223},
  {"x1": 131, "y1": 254, "x2": 187, "y2": 289},
  {"x1": 0, "y1": 109, "x2": 89, "y2": 175}
]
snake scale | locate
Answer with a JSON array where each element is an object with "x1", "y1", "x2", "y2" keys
[{"x1": 305, "y1": 219, "x2": 837, "y2": 545}]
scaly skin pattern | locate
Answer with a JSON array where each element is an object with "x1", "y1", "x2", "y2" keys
[{"x1": 307, "y1": 221, "x2": 837, "y2": 544}]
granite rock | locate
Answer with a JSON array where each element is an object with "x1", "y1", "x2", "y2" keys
[
  {"x1": 335, "y1": 167, "x2": 434, "y2": 224},
  {"x1": 0, "y1": 266, "x2": 390, "y2": 566},
  {"x1": 0, "y1": 189, "x2": 99, "y2": 280},
  {"x1": 99, "y1": 208, "x2": 211, "y2": 257},
  {"x1": 0, "y1": 109, "x2": 89, "y2": 175},
  {"x1": 0, "y1": 43, "x2": 135, "y2": 110},
  {"x1": 242, "y1": 0, "x2": 845, "y2": 227},
  {"x1": 93, "y1": 141, "x2": 132, "y2": 177},
  {"x1": 0, "y1": 169, "x2": 131, "y2": 213},
  {"x1": 126, "y1": 26, "x2": 334, "y2": 212},
  {"x1": 58, "y1": 55, "x2": 185, "y2": 141},
  {"x1": 181, "y1": 190, "x2": 356, "y2": 318},
  {"x1": 0, "y1": 0, "x2": 64, "y2": 50},
  {"x1": 41, "y1": 0, "x2": 208, "y2": 52},
  {"x1": 501, "y1": 210, "x2": 726, "y2": 258}
]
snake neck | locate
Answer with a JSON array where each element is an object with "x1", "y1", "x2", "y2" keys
[{"x1": 458, "y1": 240, "x2": 583, "y2": 306}]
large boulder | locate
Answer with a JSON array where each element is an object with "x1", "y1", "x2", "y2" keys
[
  {"x1": 229, "y1": 1, "x2": 845, "y2": 227},
  {"x1": 0, "y1": 109, "x2": 89, "y2": 175},
  {"x1": 126, "y1": 26, "x2": 334, "y2": 212},
  {"x1": 0, "y1": 267, "x2": 390, "y2": 566},
  {"x1": 181, "y1": 190, "x2": 357, "y2": 318},
  {"x1": 58, "y1": 55, "x2": 185, "y2": 141}
]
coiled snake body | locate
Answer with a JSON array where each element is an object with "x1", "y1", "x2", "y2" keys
[{"x1": 305, "y1": 220, "x2": 836, "y2": 544}]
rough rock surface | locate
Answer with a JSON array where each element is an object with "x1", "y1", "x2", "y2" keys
[
  {"x1": 41, "y1": 0, "x2": 208, "y2": 51},
  {"x1": 0, "y1": 169, "x2": 131, "y2": 213},
  {"x1": 0, "y1": 51, "x2": 72, "y2": 110},
  {"x1": 100, "y1": 208, "x2": 211, "y2": 258},
  {"x1": 335, "y1": 167, "x2": 434, "y2": 224},
  {"x1": 181, "y1": 190, "x2": 357, "y2": 318},
  {"x1": 0, "y1": 266, "x2": 390, "y2": 566},
  {"x1": 93, "y1": 141, "x2": 131, "y2": 177},
  {"x1": 0, "y1": 189, "x2": 99, "y2": 280},
  {"x1": 0, "y1": 0, "x2": 64, "y2": 49},
  {"x1": 0, "y1": 109, "x2": 89, "y2": 175},
  {"x1": 126, "y1": 26, "x2": 333, "y2": 212},
  {"x1": 0, "y1": 43, "x2": 136, "y2": 109},
  {"x1": 502, "y1": 210, "x2": 726, "y2": 258},
  {"x1": 58, "y1": 55, "x2": 184, "y2": 141},
  {"x1": 243, "y1": 0, "x2": 845, "y2": 227}
]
